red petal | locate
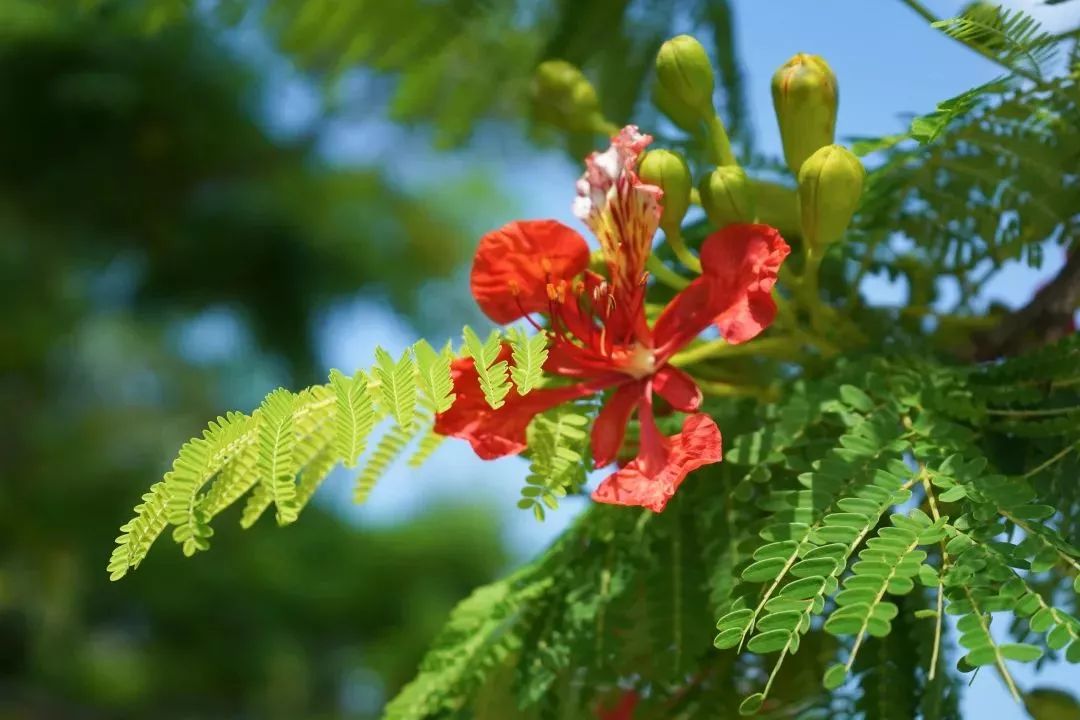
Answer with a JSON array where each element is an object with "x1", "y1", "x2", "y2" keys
[
  {"x1": 591, "y1": 413, "x2": 721, "y2": 513},
  {"x1": 651, "y1": 365, "x2": 702, "y2": 412},
  {"x1": 652, "y1": 224, "x2": 790, "y2": 359},
  {"x1": 591, "y1": 381, "x2": 644, "y2": 469},
  {"x1": 699, "y1": 223, "x2": 791, "y2": 344},
  {"x1": 470, "y1": 220, "x2": 590, "y2": 324},
  {"x1": 435, "y1": 346, "x2": 610, "y2": 459},
  {"x1": 596, "y1": 690, "x2": 640, "y2": 720}
]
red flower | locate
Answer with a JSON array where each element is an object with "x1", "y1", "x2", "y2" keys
[
  {"x1": 436, "y1": 126, "x2": 790, "y2": 512},
  {"x1": 596, "y1": 689, "x2": 640, "y2": 720}
]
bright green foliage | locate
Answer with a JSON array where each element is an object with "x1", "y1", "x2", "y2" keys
[
  {"x1": 107, "y1": 482, "x2": 171, "y2": 581},
  {"x1": 257, "y1": 388, "x2": 300, "y2": 525},
  {"x1": 508, "y1": 328, "x2": 549, "y2": 396},
  {"x1": 414, "y1": 339, "x2": 456, "y2": 414},
  {"x1": 329, "y1": 368, "x2": 376, "y2": 467},
  {"x1": 932, "y1": 7, "x2": 1058, "y2": 80},
  {"x1": 375, "y1": 347, "x2": 420, "y2": 432},
  {"x1": 462, "y1": 325, "x2": 512, "y2": 409},
  {"x1": 518, "y1": 405, "x2": 590, "y2": 520},
  {"x1": 108, "y1": 325, "x2": 547, "y2": 579}
]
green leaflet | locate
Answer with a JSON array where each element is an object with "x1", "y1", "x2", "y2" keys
[
  {"x1": 329, "y1": 368, "x2": 375, "y2": 467},
  {"x1": 256, "y1": 388, "x2": 299, "y2": 525},
  {"x1": 374, "y1": 347, "x2": 419, "y2": 431},
  {"x1": 931, "y1": 7, "x2": 1057, "y2": 80},
  {"x1": 518, "y1": 406, "x2": 589, "y2": 520},
  {"x1": 107, "y1": 327, "x2": 497, "y2": 579},
  {"x1": 462, "y1": 325, "x2": 511, "y2": 409},
  {"x1": 354, "y1": 422, "x2": 421, "y2": 504},
  {"x1": 107, "y1": 481, "x2": 170, "y2": 581},
  {"x1": 413, "y1": 339, "x2": 455, "y2": 413},
  {"x1": 507, "y1": 328, "x2": 548, "y2": 396}
]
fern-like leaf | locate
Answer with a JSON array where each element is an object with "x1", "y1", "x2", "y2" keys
[
  {"x1": 374, "y1": 346, "x2": 419, "y2": 431},
  {"x1": 508, "y1": 328, "x2": 548, "y2": 396},
  {"x1": 463, "y1": 325, "x2": 510, "y2": 409},
  {"x1": 329, "y1": 368, "x2": 375, "y2": 466},
  {"x1": 256, "y1": 388, "x2": 299, "y2": 525},
  {"x1": 107, "y1": 481, "x2": 171, "y2": 581},
  {"x1": 414, "y1": 339, "x2": 455, "y2": 413},
  {"x1": 932, "y1": 7, "x2": 1057, "y2": 79},
  {"x1": 354, "y1": 422, "x2": 420, "y2": 504}
]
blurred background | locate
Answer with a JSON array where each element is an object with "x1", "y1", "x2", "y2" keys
[{"x1": 1, "y1": 1, "x2": 1076, "y2": 718}]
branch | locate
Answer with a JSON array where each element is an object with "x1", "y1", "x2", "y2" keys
[{"x1": 974, "y1": 247, "x2": 1080, "y2": 360}]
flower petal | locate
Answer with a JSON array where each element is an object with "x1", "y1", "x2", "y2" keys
[
  {"x1": 596, "y1": 690, "x2": 640, "y2": 720},
  {"x1": 435, "y1": 346, "x2": 610, "y2": 459},
  {"x1": 699, "y1": 223, "x2": 791, "y2": 344},
  {"x1": 651, "y1": 365, "x2": 702, "y2": 412},
  {"x1": 572, "y1": 126, "x2": 661, "y2": 303},
  {"x1": 471, "y1": 220, "x2": 590, "y2": 324},
  {"x1": 652, "y1": 223, "x2": 790, "y2": 359},
  {"x1": 591, "y1": 380, "x2": 644, "y2": 468},
  {"x1": 591, "y1": 413, "x2": 722, "y2": 513}
]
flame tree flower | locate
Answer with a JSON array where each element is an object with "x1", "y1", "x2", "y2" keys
[{"x1": 436, "y1": 126, "x2": 790, "y2": 512}]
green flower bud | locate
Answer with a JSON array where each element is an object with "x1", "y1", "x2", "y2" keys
[
  {"x1": 532, "y1": 60, "x2": 606, "y2": 133},
  {"x1": 638, "y1": 149, "x2": 692, "y2": 231},
  {"x1": 651, "y1": 80, "x2": 703, "y2": 134},
  {"x1": 797, "y1": 144, "x2": 865, "y2": 254},
  {"x1": 655, "y1": 35, "x2": 715, "y2": 117},
  {"x1": 771, "y1": 53, "x2": 837, "y2": 175},
  {"x1": 699, "y1": 166, "x2": 755, "y2": 229}
]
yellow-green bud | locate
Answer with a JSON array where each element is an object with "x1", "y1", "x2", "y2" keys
[
  {"x1": 638, "y1": 149, "x2": 692, "y2": 231},
  {"x1": 656, "y1": 35, "x2": 715, "y2": 117},
  {"x1": 699, "y1": 166, "x2": 755, "y2": 229},
  {"x1": 771, "y1": 53, "x2": 837, "y2": 175},
  {"x1": 652, "y1": 80, "x2": 703, "y2": 134},
  {"x1": 797, "y1": 144, "x2": 865, "y2": 254},
  {"x1": 532, "y1": 60, "x2": 605, "y2": 133}
]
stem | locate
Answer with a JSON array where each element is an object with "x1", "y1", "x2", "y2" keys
[
  {"x1": 962, "y1": 585, "x2": 1022, "y2": 703},
  {"x1": 665, "y1": 227, "x2": 702, "y2": 274},
  {"x1": 922, "y1": 471, "x2": 945, "y2": 682},
  {"x1": 1022, "y1": 442, "x2": 1079, "y2": 478},
  {"x1": 704, "y1": 114, "x2": 736, "y2": 166},
  {"x1": 897, "y1": 0, "x2": 1046, "y2": 86},
  {"x1": 646, "y1": 255, "x2": 690, "y2": 290},
  {"x1": 669, "y1": 336, "x2": 803, "y2": 366},
  {"x1": 800, "y1": 250, "x2": 826, "y2": 332}
]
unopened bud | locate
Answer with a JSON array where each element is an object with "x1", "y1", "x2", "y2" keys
[
  {"x1": 772, "y1": 53, "x2": 837, "y2": 175},
  {"x1": 699, "y1": 166, "x2": 755, "y2": 229},
  {"x1": 638, "y1": 149, "x2": 691, "y2": 231},
  {"x1": 652, "y1": 80, "x2": 703, "y2": 134},
  {"x1": 656, "y1": 35, "x2": 715, "y2": 117},
  {"x1": 532, "y1": 60, "x2": 606, "y2": 133},
  {"x1": 797, "y1": 144, "x2": 864, "y2": 254}
]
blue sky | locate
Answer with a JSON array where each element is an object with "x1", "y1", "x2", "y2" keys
[{"x1": 242, "y1": 1, "x2": 1080, "y2": 715}]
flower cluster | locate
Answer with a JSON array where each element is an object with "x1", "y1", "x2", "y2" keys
[{"x1": 436, "y1": 126, "x2": 789, "y2": 512}]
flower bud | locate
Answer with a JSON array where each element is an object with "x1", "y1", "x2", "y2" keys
[
  {"x1": 638, "y1": 149, "x2": 691, "y2": 231},
  {"x1": 652, "y1": 80, "x2": 703, "y2": 134},
  {"x1": 699, "y1": 166, "x2": 755, "y2": 229},
  {"x1": 532, "y1": 60, "x2": 606, "y2": 133},
  {"x1": 797, "y1": 144, "x2": 865, "y2": 254},
  {"x1": 655, "y1": 35, "x2": 715, "y2": 116},
  {"x1": 771, "y1": 53, "x2": 837, "y2": 175}
]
